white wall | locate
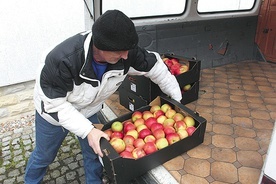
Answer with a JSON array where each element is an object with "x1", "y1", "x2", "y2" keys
[{"x1": 0, "y1": 0, "x2": 88, "y2": 87}]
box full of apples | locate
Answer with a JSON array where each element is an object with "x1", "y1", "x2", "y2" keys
[
  {"x1": 100, "y1": 96, "x2": 206, "y2": 184},
  {"x1": 119, "y1": 54, "x2": 201, "y2": 111}
]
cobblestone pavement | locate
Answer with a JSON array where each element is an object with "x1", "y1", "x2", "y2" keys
[{"x1": 0, "y1": 121, "x2": 88, "y2": 184}]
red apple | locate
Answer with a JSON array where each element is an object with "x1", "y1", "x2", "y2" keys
[
  {"x1": 150, "y1": 123, "x2": 163, "y2": 133},
  {"x1": 120, "y1": 150, "x2": 134, "y2": 159},
  {"x1": 177, "y1": 129, "x2": 189, "y2": 139},
  {"x1": 110, "y1": 138, "x2": 126, "y2": 153},
  {"x1": 111, "y1": 131, "x2": 124, "y2": 139},
  {"x1": 153, "y1": 110, "x2": 165, "y2": 118},
  {"x1": 186, "y1": 126, "x2": 196, "y2": 136},
  {"x1": 161, "y1": 104, "x2": 172, "y2": 113},
  {"x1": 145, "y1": 117, "x2": 158, "y2": 129},
  {"x1": 173, "y1": 113, "x2": 184, "y2": 122},
  {"x1": 125, "y1": 144, "x2": 135, "y2": 152},
  {"x1": 143, "y1": 142, "x2": 158, "y2": 155},
  {"x1": 184, "y1": 116, "x2": 195, "y2": 127},
  {"x1": 139, "y1": 129, "x2": 152, "y2": 139},
  {"x1": 132, "y1": 148, "x2": 146, "y2": 159},
  {"x1": 156, "y1": 115, "x2": 167, "y2": 124},
  {"x1": 123, "y1": 135, "x2": 135, "y2": 146},
  {"x1": 166, "y1": 133, "x2": 180, "y2": 145},
  {"x1": 163, "y1": 126, "x2": 176, "y2": 135},
  {"x1": 150, "y1": 105, "x2": 161, "y2": 113},
  {"x1": 156, "y1": 137, "x2": 169, "y2": 150},
  {"x1": 136, "y1": 124, "x2": 148, "y2": 133},
  {"x1": 144, "y1": 135, "x2": 156, "y2": 143},
  {"x1": 104, "y1": 129, "x2": 113, "y2": 138},
  {"x1": 174, "y1": 120, "x2": 187, "y2": 131},
  {"x1": 153, "y1": 129, "x2": 165, "y2": 139},
  {"x1": 163, "y1": 118, "x2": 175, "y2": 127},
  {"x1": 123, "y1": 122, "x2": 136, "y2": 134},
  {"x1": 142, "y1": 111, "x2": 154, "y2": 120},
  {"x1": 133, "y1": 138, "x2": 145, "y2": 148},
  {"x1": 111, "y1": 121, "x2": 123, "y2": 132},
  {"x1": 134, "y1": 118, "x2": 145, "y2": 127},
  {"x1": 165, "y1": 109, "x2": 177, "y2": 119},
  {"x1": 126, "y1": 129, "x2": 138, "y2": 139},
  {"x1": 171, "y1": 58, "x2": 179, "y2": 64},
  {"x1": 131, "y1": 111, "x2": 143, "y2": 122}
]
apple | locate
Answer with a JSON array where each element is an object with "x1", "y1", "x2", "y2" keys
[
  {"x1": 111, "y1": 121, "x2": 123, "y2": 132},
  {"x1": 110, "y1": 138, "x2": 126, "y2": 153},
  {"x1": 156, "y1": 137, "x2": 169, "y2": 150},
  {"x1": 136, "y1": 124, "x2": 148, "y2": 133},
  {"x1": 133, "y1": 118, "x2": 145, "y2": 127},
  {"x1": 163, "y1": 118, "x2": 175, "y2": 127},
  {"x1": 179, "y1": 65, "x2": 189, "y2": 74},
  {"x1": 131, "y1": 111, "x2": 143, "y2": 122},
  {"x1": 150, "y1": 105, "x2": 161, "y2": 113},
  {"x1": 104, "y1": 129, "x2": 113, "y2": 138},
  {"x1": 163, "y1": 126, "x2": 176, "y2": 135},
  {"x1": 120, "y1": 151, "x2": 134, "y2": 159},
  {"x1": 123, "y1": 120, "x2": 132, "y2": 126},
  {"x1": 123, "y1": 122, "x2": 136, "y2": 133},
  {"x1": 183, "y1": 84, "x2": 191, "y2": 92},
  {"x1": 184, "y1": 116, "x2": 195, "y2": 127},
  {"x1": 171, "y1": 64, "x2": 181, "y2": 75},
  {"x1": 126, "y1": 129, "x2": 138, "y2": 139},
  {"x1": 153, "y1": 109, "x2": 165, "y2": 118},
  {"x1": 123, "y1": 135, "x2": 135, "y2": 145},
  {"x1": 170, "y1": 58, "x2": 179, "y2": 64},
  {"x1": 145, "y1": 117, "x2": 158, "y2": 129},
  {"x1": 144, "y1": 135, "x2": 156, "y2": 143},
  {"x1": 142, "y1": 111, "x2": 154, "y2": 120},
  {"x1": 150, "y1": 123, "x2": 163, "y2": 133},
  {"x1": 161, "y1": 104, "x2": 172, "y2": 113},
  {"x1": 186, "y1": 126, "x2": 196, "y2": 136},
  {"x1": 165, "y1": 109, "x2": 176, "y2": 119},
  {"x1": 174, "y1": 120, "x2": 187, "y2": 131},
  {"x1": 173, "y1": 113, "x2": 184, "y2": 122},
  {"x1": 164, "y1": 59, "x2": 173, "y2": 68},
  {"x1": 177, "y1": 129, "x2": 189, "y2": 139},
  {"x1": 110, "y1": 131, "x2": 124, "y2": 139},
  {"x1": 166, "y1": 133, "x2": 180, "y2": 145},
  {"x1": 143, "y1": 142, "x2": 158, "y2": 155},
  {"x1": 132, "y1": 148, "x2": 146, "y2": 159},
  {"x1": 157, "y1": 115, "x2": 167, "y2": 124},
  {"x1": 153, "y1": 129, "x2": 165, "y2": 139},
  {"x1": 125, "y1": 144, "x2": 135, "y2": 152},
  {"x1": 138, "y1": 129, "x2": 152, "y2": 139},
  {"x1": 133, "y1": 138, "x2": 145, "y2": 148}
]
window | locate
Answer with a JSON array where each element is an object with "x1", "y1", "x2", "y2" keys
[
  {"x1": 102, "y1": 0, "x2": 186, "y2": 18},
  {"x1": 197, "y1": 0, "x2": 255, "y2": 13}
]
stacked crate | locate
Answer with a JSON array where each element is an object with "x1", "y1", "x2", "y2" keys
[{"x1": 119, "y1": 54, "x2": 201, "y2": 111}]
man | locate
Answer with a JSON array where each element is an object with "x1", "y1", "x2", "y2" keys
[{"x1": 25, "y1": 10, "x2": 182, "y2": 183}]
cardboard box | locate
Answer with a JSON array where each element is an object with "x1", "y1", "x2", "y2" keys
[
  {"x1": 119, "y1": 81, "x2": 199, "y2": 111},
  {"x1": 119, "y1": 54, "x2": 201, "y2": 109},
  {"x1": 120, "y1": 55, "x2": 200, "y2": 101},
  {"x1": 118, "y1": 87, "x2": 149, "y2": 111},
  {"x1": 100, "y1": 96, "x2": 207, "y2": 184}
]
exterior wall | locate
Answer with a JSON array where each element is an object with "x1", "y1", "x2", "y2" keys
[{"x1": 0, "y1": 81, "x2": 35, "y2": 123}]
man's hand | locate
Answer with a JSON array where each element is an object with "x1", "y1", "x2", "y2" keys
[{"x1": 87, "y1": 128, "x2": 110, "y2": 157}]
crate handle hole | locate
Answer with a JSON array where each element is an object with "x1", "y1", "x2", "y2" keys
[{"x1": 103, "y1": 149, "x2": 110, "y2": 156}]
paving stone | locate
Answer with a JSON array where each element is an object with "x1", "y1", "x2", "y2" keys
[
  {"x1": 66, "y1": 171, "x2": 77, "y2": 181},
  {"x1": 8, "y1": 168, "x2": 20, "y2": 177}
]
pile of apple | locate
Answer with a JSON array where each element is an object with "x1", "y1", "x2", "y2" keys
[
  {"x1": 104, "y1": 103, "x2": 197, "y2": 159},
  {"x1": 162, "y1": 57, "x2": 189, "y2": 76}
]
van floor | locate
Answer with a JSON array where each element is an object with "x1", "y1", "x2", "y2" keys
[{"x1": 104, "y1": 60, "x2": 276, "y2": 184}]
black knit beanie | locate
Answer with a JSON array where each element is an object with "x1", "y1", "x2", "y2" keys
[{"x1": 92, "y1": 10, "x2": 138, "y2": 51}]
